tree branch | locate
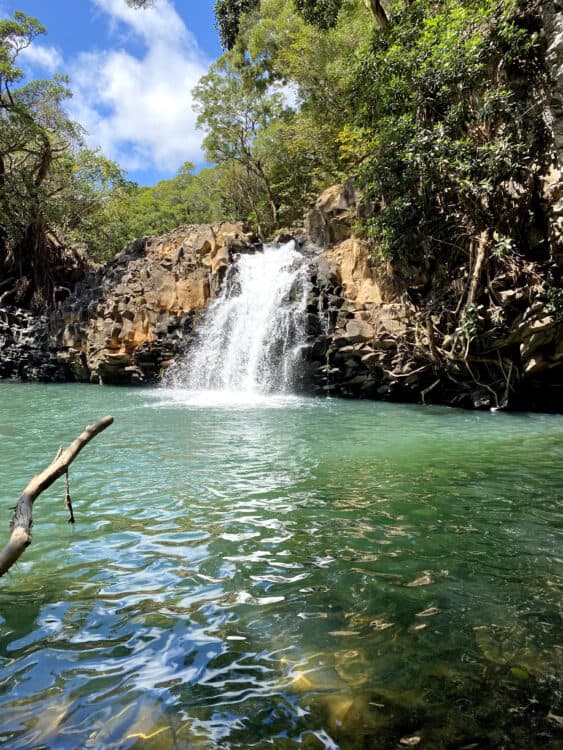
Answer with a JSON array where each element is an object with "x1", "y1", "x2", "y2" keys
[
  {"x1": 466, "y1": 230, "x2": 489, "y2": 309},
  {"x1": 365, "y1": 0, "x2": 389, "y2": 29},
  {"x1": 0, "y1": 416, "x2": 114, "y2": 577}
]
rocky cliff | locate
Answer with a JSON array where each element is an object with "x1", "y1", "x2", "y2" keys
[
  {"x1": 2, "y1": 0, "x2": 563, "y2": 410},
  {"x1": 1, "y1": 187, "x2": 560, "y2": 410},
  {"x1": 0, "y1": 222, "x2": 254, "y2": 385},
  {"x1": 302, "y1": 184, "x2": 563, "y2": 412}
]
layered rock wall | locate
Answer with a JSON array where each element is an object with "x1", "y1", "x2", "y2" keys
[
  {"x1": 0, "y1": 307, "x2": 61, "y2": 381},
  {"x1": 0, "y1": 222, "x2": 252, "y2": 385},
  {"x1": 1, "y1": 196, "x2": 561, "y2": 410},
  {"x1": 302, "y1": 184, "x2": 563, "y2": 411},
  {"x1": 57, "y1": 222, "x2": 254, "y2": 384}
]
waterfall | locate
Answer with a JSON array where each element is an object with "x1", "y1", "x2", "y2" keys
[{"x1": 168, "y1": 241, "x2": 310, "y2": 395}]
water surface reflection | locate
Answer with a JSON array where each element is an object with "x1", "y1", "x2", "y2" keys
[{"x1": 0, "y1": 384, "x2": 561, "y2": 748}]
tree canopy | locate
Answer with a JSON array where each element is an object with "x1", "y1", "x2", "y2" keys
[
  {"x1": 0, "y1": 13, "x2": 130, "y2": 305},
  {"x1": 1, "y1": 0, "x2": 555, "y2": 315}
]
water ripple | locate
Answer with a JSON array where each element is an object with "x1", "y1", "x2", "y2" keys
[{"x1": 0, "y1": 384, "x2": 561, "y2": 748}]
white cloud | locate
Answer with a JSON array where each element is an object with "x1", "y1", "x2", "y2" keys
[
  {"x1": 94, "y1": 0, "x2": 192, "y2": 47},
  {"x1": 67, "y1": 0, "x2": 210, "y2": 177},
  {"x1": 20, "y1": 44, "x2": 63, "y2": 73}
]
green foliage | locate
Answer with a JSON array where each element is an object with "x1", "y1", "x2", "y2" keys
[
  {"x1": 0, "y1": 13, "x2": 78, "y2": 302},
  {"x1": 0, "y1": 11, "x2": 45, "y2": 86},
  {"x1": 0, "y1": 12, "x2": 135, "y2": 299},
  {"x1": 92, "y1": 163, "x2": 235, "y2": 260},
  {"x1": 491, "y1": 234, "x2": 515, "y2": 259},
  {"x1": 193, "y1": 52, "x2": 289, "y2": 231},
  {"x1": 455, "y1": 303, "x2": 483, "y2": 342},
  {"x1": 191, "y1": 0, "x2": 372, "y2": 234},
  {"x1": 545, "y1": 286, "x2": 563, "y2": 322},
  {"x1": 55, "y1": 150, "x2": 131, "y2": 261},
  {"x1": 214, "y1": 0, "x2": 260, "y2": 49},
  {"x1": 193, "y1": 55, "x2": 285, "y2": 165},
  {"x1": 351, "y1": 0, "x2": 548, "y2": 261},
  {"x1": 293, "y1": 0, "x2": 344, "y2": 29},
  {"x1": 4, "y1": 0, "x2": 553, "y2": 302}
]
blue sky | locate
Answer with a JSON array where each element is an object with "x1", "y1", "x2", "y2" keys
[{"x1": 0, "y1": 0, "x2": 222, "y2": 185}]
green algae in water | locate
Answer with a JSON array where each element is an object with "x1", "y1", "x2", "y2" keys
[{"x1": 0, "y1": 383, "x2": 561, "y2": 748}]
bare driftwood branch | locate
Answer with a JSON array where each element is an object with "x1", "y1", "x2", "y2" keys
[{"x1": 0, "y1": 416, "x2": 114, "y2": 577}]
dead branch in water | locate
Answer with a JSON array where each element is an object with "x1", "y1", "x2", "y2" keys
[{"x1": 0, "y1": 416, "x2": 114, "y2": 577}]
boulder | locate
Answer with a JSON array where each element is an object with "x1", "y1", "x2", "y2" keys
[{"x1": 304, "y1": 180, "x2": 358, "y2": 249}]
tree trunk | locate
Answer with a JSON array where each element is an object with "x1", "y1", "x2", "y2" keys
[
  {"x1": 246, "y1": 157, "x2": 280, "y2": 230},
  {"x1": 466, "y1": 230, "x2": 489, "y2": 309},
  {"x1": 14, "y1": 217, "x2": 51, "y2": 307},
  {"x1": 0, "y1": 416, "x2": 114, "y2": 577},
  {"x1": 364, "y1": 0, "x2": 388, "y2": 29}
]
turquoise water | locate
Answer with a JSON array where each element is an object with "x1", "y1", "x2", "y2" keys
[{"x1": 0, "y1": 383, "x2": 561, "y2": 749}]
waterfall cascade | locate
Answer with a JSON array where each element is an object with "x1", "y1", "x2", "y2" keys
[{"x1": 168, "y1": 241, "x2": 310, "y2": 394}]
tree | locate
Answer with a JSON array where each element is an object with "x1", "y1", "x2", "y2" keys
[
  {"x1": 294, "y1": 0, "x2": 389, "y2": 29},
  {"x1": 0, "y1": 13, "x2": 85, "y2": 305},
  {"x1": 52, "y1": 149, "x2": 132, "y2": 262},
  {"x1": 92, "y1": 161, "x2": 235, "y2": 257},
  {"x1": 0, "y1": 12, "x2": 143, "y2": 302},
  {"x1": 227, "y1": 0, "x2": 373, "y2": 224},
  {"x1": 126, "y1": 0, "x2": 375, "y2": 235},
  {"x1": 352, "y1": 0, "x2": 547, "y2": 259},
  {"x1": 125, "y1": 0, "x2": 386, "y2": 46},
  {"x1": 193, "y1": 55, "x2": 286, "y2": 232},
  {"x1": 214, "y1": 0, "x2": 260, "y2": 49}
]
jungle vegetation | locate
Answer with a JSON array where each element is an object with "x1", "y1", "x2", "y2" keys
[{"x1": 0, "y1": 0, "x2": 555, "y2": 313}]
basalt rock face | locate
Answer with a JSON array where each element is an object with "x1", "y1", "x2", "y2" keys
[
  {"x1": 0, "y1": 194, "x2": 561, "y2": 410},
  {"x1": 0, "y1": 307, "x2": 63, "y2": 382},
  {"x1": 301, "y1": 188, "x2": 415, "y2": 401},
  {"x1": 52, "y1": 222, "x2": 253, "y2": 385},
  {"x1": 302, "y1": 184, "x2": 563, "y2": 411}
]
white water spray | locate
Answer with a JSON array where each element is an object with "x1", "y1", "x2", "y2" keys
[{"x1": 168, "y1": 241, "x2": 310, "y2": 395}]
